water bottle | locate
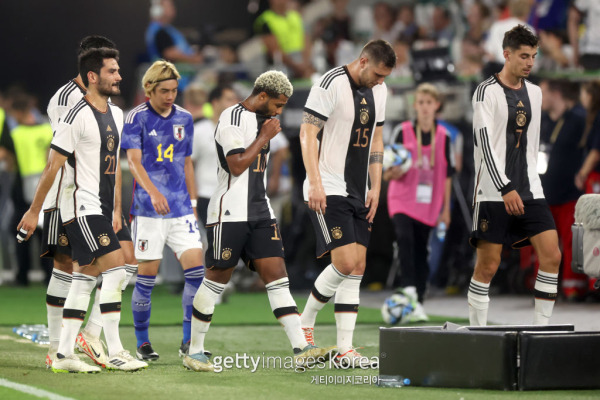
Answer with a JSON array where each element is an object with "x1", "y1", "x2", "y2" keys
[
  {"x1": 377, "y1": 375, "x2": 411, "y2": 388},
  {"x1": 436, "y1": 222, "x2": 447, "y2": 242}
]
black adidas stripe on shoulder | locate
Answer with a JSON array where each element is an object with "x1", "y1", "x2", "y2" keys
[
  {"x1": 63, "y1": 99, "x2": 87, "y2": 125},
  {"x1": 230, "y1": 104, "x2": 244, "y2": 127},
  {"x1": 475, "y1": 75, "x2": 497, "y2": 102},
  {"x1": 320, "y1": 67, "x2": 345, "y2": 90},
  {"x1": 58, "y1": 81, "x2": 77, "y2": 107}
]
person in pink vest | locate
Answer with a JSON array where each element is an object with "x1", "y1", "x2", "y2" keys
[{"x1": 384, "y1": 83, "x2": 454, "y2": 321}]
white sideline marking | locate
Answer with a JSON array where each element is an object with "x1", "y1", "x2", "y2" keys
[{"x1": 0, "y1": 378, "x2": 76, "y2": 400}]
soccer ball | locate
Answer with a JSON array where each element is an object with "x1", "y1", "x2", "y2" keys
[
  {"x1": 381, "y1": 293, "x2": 415, "y2": 325},
  {"x1": 382, "y1": 144, "x2": 412, "y2": 173}
]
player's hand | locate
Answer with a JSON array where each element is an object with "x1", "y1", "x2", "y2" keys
[
  {"x1": 112, "y1": 212, "x2": 122, "y2": 234},
  {"x1": 438, "y1": 206, "x2": 451, "y2": 227},
  {"x1": 575, "y1": 171, "x2": 586, "y2": 191},
  {"x1": 365, "y1": 189, "x2": 380, "y2": 223},
  {"x1": 16, "y1": 209, "x2": 38, "y2": 242},
  {"x1": 307, "y1": 183, "x2": 327, "y2": 215},
  {"x1": 502, "y1": 190, "x2": 524, "y2": 216},
  {"x1": 260, "y1": 118, "x2": 281, "y2": 141},
  {"x1": 150, "y1": 190, "x2": 170, "y2": 216}
]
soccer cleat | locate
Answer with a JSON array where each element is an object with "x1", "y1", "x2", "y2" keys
[
  {"x1": 51, "y1": 354, "x2": 101, "y2": 373},
  {"x1": 293, "y1": 344, "x2": 331, "y2": 368},
  {"x1": 407, "y1": 302, "x2": 429, "y2": 323},
  {"x1": 179, "y1": 340, "x2": 212, "y2": 358},
  {"x1": 136, "y1": 342, "x2": 159, "y2": 361},
  {"x1": 183, "y1": 352, "x2": 214, "y2": 372},
  {"x1": 302, "y1": 327, "x2": 315, "y2": 346},
  {"x1": 106, "y1": 350, "x2": 148, "y2": 371},
  {"x1": 76, "y1": 331, "x2": 107, "y2": 368},
  {"x1": 332, "y1": 348, "x2": 378, "y2": 369}
]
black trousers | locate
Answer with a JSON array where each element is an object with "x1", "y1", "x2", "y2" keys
[{"x1": 392, "y1": 213, "x2": 432, "y2": 304}]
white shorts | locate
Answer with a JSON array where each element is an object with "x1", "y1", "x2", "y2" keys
[{"x1": 131, "y1": 214, "x2": 202, "y2": 260}]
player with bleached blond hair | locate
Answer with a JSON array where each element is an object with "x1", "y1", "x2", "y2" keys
[
  {"x1": 183, "y1": 70, "x2": 330, "y2": 372},
  {"x1": 121, "y1": 60, "x2": 205, "y2": 361}
]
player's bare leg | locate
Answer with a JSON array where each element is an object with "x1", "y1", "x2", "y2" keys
[{"x1": 530, "y1": 230, "x2": 561, "y2": 325}]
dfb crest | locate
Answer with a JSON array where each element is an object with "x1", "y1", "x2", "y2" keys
[{"x1": 173, "y1": 124, "x2": 185, "y2": 141}]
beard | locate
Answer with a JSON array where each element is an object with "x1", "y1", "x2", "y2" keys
[{"x1": 98, "y1": 79, "x2": 120, "y2": 97}]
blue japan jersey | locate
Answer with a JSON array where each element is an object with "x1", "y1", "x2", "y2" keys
[{"x1": 122, "y1": 102, "x2": 194, "y2": 218}]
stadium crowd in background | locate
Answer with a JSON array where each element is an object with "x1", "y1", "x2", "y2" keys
[{"x1": 3, "y1": 0, "x2": 600, "y2": 328}]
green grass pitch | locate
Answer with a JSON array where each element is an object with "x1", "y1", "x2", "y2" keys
[{"x1": 0, "y1": 285, "x2": 598, "y2": 399}]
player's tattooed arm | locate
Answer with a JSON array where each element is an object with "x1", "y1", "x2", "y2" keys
[
  {"x1": 369, "y1": 151, "x2": 383, "y2": 165},
  {"x1": 302, "y1": 112, "x2": 325, "y2": 129}
]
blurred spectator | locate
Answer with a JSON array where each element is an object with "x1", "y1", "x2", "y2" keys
[
  {"x1": 8, "y1": 92, "x2": 53, "y2": 286},
  {"x1": 568, "y1": 0, "x2": 600, "y2": 70},
  {"x1": 456, "y1": 36, "x2": 485, "y2": 77},
  {"x1": 538, "y1": 29, "x2": 574, "y2": 71},
  {"x1": 384, "y1": 83, "x2": 454, "y2": 321},
  {"x1": 528, "y1": 0, "x2": 568, "y2": 31},
  {"x1": 188, "y1": 85, "x2": 239, "y2": 226},
  {"x1": 431, "y1": 6, "x2": 455, "y2": 47},
  {"x1": 145, "y1": 0, "x2": 203, "y2": 64},
  {"x1": 575, "y1": 81, "x2": 600, "y2": 193},
  {"x1": 465, "y1": 0, "x2": 491, "y2": 43},
  {"x1": 253, "y1": 0, "x2": 314, "y2": 78},
  {"x1": 396, "y1": 5, "x2": 421, "y2": 45},
  {"x1": 484, "y1": 0, "x2": 535, "y2": 74},
  {"x1": 371, "y1": 2, "x2": 401, "y2": 43},
  {"x1": 390, "y1": 38, "x2": 412, "y2": 79},
  {"x1": 539, "y1": 79, "x2": 586, "y2": 300}
]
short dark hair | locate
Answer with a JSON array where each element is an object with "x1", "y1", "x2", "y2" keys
[
  {"x1": 78, "y1": 35, "x2": 116, "y2": 55},
  {"x1": 360, "y1": 39, "x2": 397, "y2": 69},
  {"x1": 502, "y1": 25, "x2": 538, "y2": 50},
  {"x1": 78, "y1": 47, "x2": 120, "y2": 87},
  {"x1": 209, "y1": 85, "x2": 234, "y2": 103}
]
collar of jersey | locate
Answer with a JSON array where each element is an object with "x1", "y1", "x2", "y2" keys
[{"x1": 146, "y1": 101, "x2": 175, "y2": 120}]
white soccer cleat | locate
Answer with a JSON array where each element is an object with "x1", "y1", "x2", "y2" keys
[
  {"x1": 407, "y1": 302, "x2": 429, "y2": 323},
  {"x1": 333, "y1": 349, "x2": 378, "y2": 369},
  {"x1": 183, "y1": 352, "x2": 214, "y2": 372},
  {"x1": 76, "y1": 331, "x2": 107, "y2": 368},
  {"x1": 302, "y1": 327, "x2": 315, "y2": 346},
  {"x1": 51, "y1": 354, "x2": 101, "y2": 373},
  {"x1": 106, "y1": 350, "x2": 148, "y2": 371}
]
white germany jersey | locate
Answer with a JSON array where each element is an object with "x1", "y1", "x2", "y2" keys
[
  {"x1": 43, "y1": 79, "x2": 86, "y2": 211},
  {"x1": 472, "y1": 75, "x2": 545, "y2": 203},
  {"x1": 51, "y1": 97, "x2": 123, "y2": 222},
  {"x1": 302, "y1": 66, "x2": 387, "y2": 201},
  {"x1": 206, "y1": 103, "x2": 275, "y2": 224}
]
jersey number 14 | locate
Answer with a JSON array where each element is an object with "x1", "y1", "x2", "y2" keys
[{"x1": 156, "y1": 144, "x2": 174, "y2": 162}]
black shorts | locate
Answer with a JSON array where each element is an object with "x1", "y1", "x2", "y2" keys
[
  {"x1": 205, "y1": 219, "x2": 285, "y2": 270},
  {"x1": 470, "y1": 199, "x2": 556, "y2": 249},
  {"x1": 116, "y1": 214, "x2": 132, "y2": 242},
  {"x1": 64, "y1": 214, "x2": 122, "y2": 266},
  {"x1": 307, "y1": 195, "x2": 371, "y2": 258},
  {"x1": 41, "y1": 209, "x2": 71, "y2": 259}
]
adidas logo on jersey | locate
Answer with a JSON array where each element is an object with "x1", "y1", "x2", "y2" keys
[
  {"x1": 361, "y1": 98, "x2": 367, "y2": 105},
  {"x1": 225, "y1": 210, "x2": 231, "y2": 216},
  {"x1": 517, "y1": 100, "x2": 524, "y2": 108},
  {"x1": 80, "y1": 205, "x2": 86, "y2": 211},
  {"x1": 149, "y1": 130, "x2": 158, "y2": 136},
  {"x1": 107, "y1": 125, "x2": 113, "y2": 132}
]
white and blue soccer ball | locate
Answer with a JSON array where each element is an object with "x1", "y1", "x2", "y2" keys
[
  {"x1": 382, "y1": 143, "x2": 412, "y2": 173},
  {"x1": 381, "y1": 293, "x2": 415, "y2": 325}
]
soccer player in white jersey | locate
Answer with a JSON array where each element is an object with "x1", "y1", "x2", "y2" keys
[
  {"x1": 468, "y1": 25, "x2": 561, "y2": 326},
  {"x1": 183, "y1": 71, "x2": 329, "y2": 372},
  {"x1": 44, "y1": 35, "x2": 138, "y2": 370},
  {"x1": 299, "y1": 39, "x2": 396, "y2": 368},
  {"x1": 122, "y1": 60, "x2": 205, "y2": 361},
  {"x1": 18, "y1": 47, "x2": 147, "y2": 373}
]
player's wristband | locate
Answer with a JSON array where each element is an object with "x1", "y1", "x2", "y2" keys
[{"x1": 191, "y1": 199, "x2": 197, "y2": 207}]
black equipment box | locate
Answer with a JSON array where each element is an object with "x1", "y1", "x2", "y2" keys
[{"x1": 379, "y1": 324, "x2": 600, "y2": 390}]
